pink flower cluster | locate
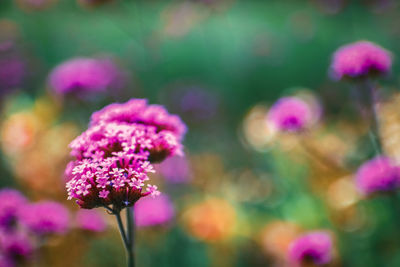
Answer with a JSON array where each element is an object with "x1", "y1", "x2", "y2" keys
[
  {"x1": 288, "y1": 231, "x2": 333, "y2": 266},
  {"x1": 134, "y1": 194, "x2": 175, "y2": 227},
  {"x1": 48, "y1": 57, "x2": 123, "y2": 96},
  {"x1": 355, "y1": 156, "x2": 400, "y2": 196},
  {"x1": 0, "y1": 188, "x2": 70, "y2": 266},
  {"x1": 66, "y1": 99, "x2": 186, "y2": 211},
  {"x1": 18, "y1": 202, "x2": 69, "y2": 235},
  {"x1": 330, "y1": 41, "x2": 392, "y2": 80},
  {"x1": 75, "y1": 209, "x2": 107, "y2": 233},
  {"x1": 90, "y1": 98, "x2": 187, "y2": 140},
  {"x1": 267, "y1": 97, "x2": 313, "y2": 132}
]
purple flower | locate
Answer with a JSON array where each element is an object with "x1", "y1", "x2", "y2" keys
[
  {"x1": 288, "y1": 231, "x2": 333, "y2": 266},
  {"x1": 267, "y1": 97, "x2": 313, "y2": 132},
  {"x1": 355, "y1": 156, "x2": 400, "y2": 195},
  {"x1": 75, "y1": 209, "x2": 107, "y2": 232},
  {"x1": 134, "y1": 194, "x2": 174, "y2": 227},
  {"x1": 19, "y1": 201, "x2": 70, "y2": 235},
  {"x1": 66, "y1": 123, "x2": 160, "y2": 209},
  {"x1": 66, "y1": 99, "x2": 186, "y2": 210},
  {"x1": 330, "y1": 41, "x2": 392, "y2": 80},
  {"x1": 90, "y1": 98, "x2": 187, "y2": 141},
  {"x1": 0, "y1": 189, "x2": 27, "y2": 229},
  {"x1": 156, "y1": 156, "x2": 192, "y2": 183},
  {"x1": 0, "y1": 231, "x2": 33, "y2": 264},
  {"x1": 48, "y1": 57, "x2": 123, "y2": 96}
]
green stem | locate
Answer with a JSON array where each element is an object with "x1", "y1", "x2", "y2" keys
[
  {"x1": 126, "y1": 208, "x2": 135, "y2": 267},
  {"x1": 115, "y1": 212, "x2": 129, "y2": 253},
  {"x1": 366, "y1": 80, "x2": 382, "y2": 155}
]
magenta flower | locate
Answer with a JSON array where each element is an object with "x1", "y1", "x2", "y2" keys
[
  {"x1": 66, "y1": 122, "x2": 161, "y2": 209},
  {"x1": 134, "y1": 194, "x2": 174, "y2": 227},
  {"x1": 330, "y1": 41, "x2": 392, "y2": 80},
  {"x1": 156, "y1": 156, "x2": 192, "y2": 183},
  {"x1": 0, "y1": 231, "x2": 33, "y2": 265},
  {"x1": 19, "y1": 201, "x2": 70, "y2": 235},
  {"x1": 66, "y1": 99, "x2": 186, "y2": 209},
  {"x1": 75, "y1": 209, "x2": 107, "y2": 232},
  {"x1": 355, "y1": 156, "x2": 400, "y2": 195},
  {"x1": 0, "y1": 189, "x2": 27, "y2": 229},
  {"x1": 267, "y1": 97, "x2": 313, "y2": 132},
  {"x1": 288, "y1": 231, "x2": 333, "y2": 266},
  {"x1": 48, "y1": 57, "x2": 122, "y2": 96},
  {"x1": 90, "y1": 98, "x2": 187, "y2": 141}
]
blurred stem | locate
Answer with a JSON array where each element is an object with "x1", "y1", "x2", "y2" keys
[
  {"x1": 299, "y1": 136, "x2": 342, "y2": 171},
  {"x1": 366, "y1": 80, "x2": 382, "y2": 155},
  {"x1": 126, "y1": 208, "x2": 135, "y2": 267},
  {"x1": 353, "y1": 80, "x2": 382, "y2": 155}
]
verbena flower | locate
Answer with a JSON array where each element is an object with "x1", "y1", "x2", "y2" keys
[
  {"x1": 48, "y1": 57, "x2": 122, "y2": 96},
  {"x1": 19, "y1": 201, "x2": 70, "y2": 235},
  {"x1": 267, "y1": 97, "x2": 313, "y2": 132},
  {"x1": 0, "y1": 189, "x2": 27, "y2": 230},
  {"x1": 330, "y1": 41, "x2": 392, "y2": 80},
  {"x1": 66, "y1": 99, "x2": 186, "y2": 210},
  {"x1": 355, "y1": 156, "x2": 400, "y2": 195},
  {"x1": 69, "y1": 121, "x2": 182, "y2": 164},
  {"x1": 288, "y1": 231, "x2": 333, "y2": 266},
  {"x1": 89, "y1": 98, "x2": 187, "y2": 141},
  {"x1": 0, "y1": 231, "x2": 33, "y2": 265},
  {"x1": 134, "y1": 194, "x2": 174, "y2": 227},
  {"x1": 75, "y1": 209, "x2": 107, "y2": 232}
]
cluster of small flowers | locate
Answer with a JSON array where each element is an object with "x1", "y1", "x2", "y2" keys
[
  {"x1": 48, "y1": 57, "x2": 125, "y2": 97},
  {"x1": 330, "y1": 41, "x2": 392, "y2": 80},
  {"x1": 65, "y1": 98, "x2": 186, "y2": 211},
  {"x1": 288, "y1": 231, "x2": 333, "y2": 267},
  {"x1": 0, "y1": 188, "x2": 107, "y2": 266},
  {"x1": 0, "y1": 188, "x2": 69, "y2": 267}
]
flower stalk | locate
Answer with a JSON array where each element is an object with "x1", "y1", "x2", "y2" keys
[{"x1": 114, "y1": 209, "x2": 135, "y2": 267}]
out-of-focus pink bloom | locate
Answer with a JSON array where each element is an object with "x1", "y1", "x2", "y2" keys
[
  {"x1": 267, "y1": 97, "x2": 313, "y2": 132},
  {"x1": 0, "y1": 189, "x2": 27, "y2": 229},
  {"x1": 19, "y1": 201, "x2": 70, "y2": 235},
  {"x1": 75, "y1": 209, "x2": 107, "y2": 232},
  {"x1": 134, "y1": 194, "x2": 174, "y2": 227},
  {"x1": 90, "y1": 98, "x2": 187, "y2": 141},
  {"x1": 157, "y1": 156, "x2": 192, "y2": 183},
  {"x1": 288, "y1": 231, "x2": 333, "y2": 266},
  {"x1": 330, "y1": 41, "x2": 392, "y2": 80},
  {"x1": 355, "y1": 156, "x2": 400, "y2": 195},
  {"x1": 48, "y1": 57, "x2": 123, "y2": 96},
  {"x1": 0, "y1": 231, "x2": 33, "y2": 264}
]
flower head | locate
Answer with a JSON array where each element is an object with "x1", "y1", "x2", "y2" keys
[
  {"x1": 0, "y1": 231, "x2": 33, "y2": 264},
  {"x1": 0, "y1": 189, "x2": 27, "y2": 229},
  {"x1": 330, "y1": 41, "x2": 392, "y2": 80},
  {"x1": 75, "y1": 209, "x2": 107, "y2": 232},
  {"x1": 90, "y1": 98, "x2": 187, "y2": 141},
  {"x1": 48, "y1": 57, "x2": 122, "y2": 96},
  {"x1": 288, "y1": 231, "x2": 333, "y2": 266},
  {"x1": 66, "y1": 99, "x2": 185, "y2": 210},
  {"x1": 355, "y1": 156, "x2": 400, "y2": 195},
  {"x1": 267, "y1": 97, "x2": 313, "y2": 132},
  {"x1": 134, "y1": 194, "x2": 174, "y2": 227},
  {"x1": 19, "y1": 201, "x2": 70, "y2": 235}
]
